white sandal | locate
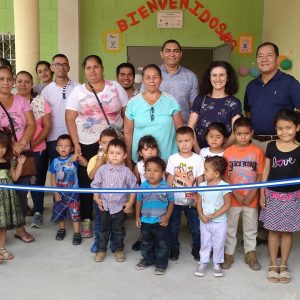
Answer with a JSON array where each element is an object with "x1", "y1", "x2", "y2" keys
[
  {"x1": 267, "y1": 265, "x2": 279, "y2": 283},
  {"x1": 279, "y1": 265, "x2": 291, "y2": 284}
]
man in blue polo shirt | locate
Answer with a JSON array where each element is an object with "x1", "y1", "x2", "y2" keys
[{"x1": 244, "y1": 42, "x2": 300, "y2": 151}]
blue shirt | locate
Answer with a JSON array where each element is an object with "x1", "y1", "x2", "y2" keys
[
  {"x1": 137, "y1": 180, "x2": 174, "y2": 224},
  {"x1": 244, "y1": 70, "x2": 300, "y2": 135}
]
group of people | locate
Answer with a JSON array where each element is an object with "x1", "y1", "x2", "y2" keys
[{"x1": 0, "y1": 39, "x2": 300, "y2": 282}]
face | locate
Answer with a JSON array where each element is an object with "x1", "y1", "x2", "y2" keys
[
  {"x1": 234, "y1": 126, "x2": 253, "y2": 147},
  {"x1": 145, "y1": 162, "x2": 164, "y2": 185},
  {"x1": 139, "y1": 145, "x2": 158, "y2": 160},
  {"x1": 0, "y1": 144, "x2": 7, "y2": 159},
  {"x1": 206, "y1": 129, "x2": 225, "y2": 149},
  {"x1": 56, "y1": 139, "x2": 73, "y2": 158},
  {"x1": 0, "y1": 68, "x2": 14, "y2": 94},
  {"x1": 210, "y1": 67, "x2": 227, "y2": 91},
  {"x1": 176, "y1": 133, "x2": 194, "y2": 154},
  {"x1": 107, "y1": 145, "x2": 127, "y2": 166},
  {"x1": 276, "y1": 119, "x2": 299, "y2": 142},
  {"x1": 117, "y1": 67, "x2": 134, "y2": 90},
  {"x1": 204, "y1": 162, "x2": 219, "y2": 182},
  {"x1": 142, "y1": 67, "x2": 162, "y2": 93},
  {"x1": 160, "y1": 42, "x2": 182, "y2": 68},
  {"x1": 256, "y1": 45, "x2": 278, "y2": 75},
  {"x1": 36, "y1": 64, "x2": 53, "y2": 84},
  {"x1": 51, "y1": 56, "x2": 70, "y2": 79},
  {"x1": 84, "y1": 58, "x2": 103, "y2": 83},
  {"x1": 99, "y1": 135, "x2": 116, "y2": 152},
  {"x1": 16, "y1": 73, "x2": 33, "y2": 97}
]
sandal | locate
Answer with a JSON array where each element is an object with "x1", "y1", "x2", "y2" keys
[
  {"x1": 267, "y1": 265, "x2": 280, "y2": 283},
  {"x1": 279, "y1": 265, "x2": 291, "y2": 284},
  {"x1": 0, "y1": 248, "x2": 14, "y2": 260},
  {"x1": 14, "y1": 232, "x2": 35, "y2": 243}
]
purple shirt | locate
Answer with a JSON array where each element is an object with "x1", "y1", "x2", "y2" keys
[{"x1": 91, "y1": 163, "x2": 137, "y2": 214}]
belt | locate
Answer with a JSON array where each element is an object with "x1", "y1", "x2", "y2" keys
[{"x1": 253, "y1": 135, "x2": 278, "y2": 142}]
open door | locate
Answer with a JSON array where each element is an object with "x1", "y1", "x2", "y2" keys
[{"x1": 213, "y1": 43, "x2": 231, "y2": 62}]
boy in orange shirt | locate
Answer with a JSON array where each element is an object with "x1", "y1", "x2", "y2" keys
[{"x1": 223, "y1": 117, "x2": 264, "y2": 271}]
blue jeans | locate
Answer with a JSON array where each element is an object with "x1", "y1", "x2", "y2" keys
[
  {"x1": 169, "y1": 205, "x2": 200, "y2": 251},
  {"x1": 141, "y1": 222, "x2": 170, "y2": 269},
  {"x1": 31, "y1": 150, "x2": 48, "y2": 214}
]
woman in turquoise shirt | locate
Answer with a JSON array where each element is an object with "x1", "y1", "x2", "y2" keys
[{"x1": 124, "y1": 64, "x2": 183, "y2": 169}]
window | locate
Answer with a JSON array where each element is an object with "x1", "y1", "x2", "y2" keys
[{"x1": 0, "y1": 33, "x2": 16, "y2": 73}]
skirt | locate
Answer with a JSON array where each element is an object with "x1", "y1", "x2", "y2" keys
[
  {"x1": 259, "y1": 188, "x2": 300, "y2": 232},
  {"x1": 0, "y1": 178, "x2": 25, "y2": 230}
]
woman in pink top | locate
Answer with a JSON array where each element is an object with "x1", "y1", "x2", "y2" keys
[
  {"x1": 16, "y1": 71, "x2": 52, "y2": 228},
  {"x1": 0, "y1": 66, "x2": 36, "y2": 242}
]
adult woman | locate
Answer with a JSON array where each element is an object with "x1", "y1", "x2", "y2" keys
[
  {"x1": 66, "y1": 55, "x2": 129, "y2": 237},
  {"x1": 124, "y1": 64, "x2": 183, "y2": 167},
  {"x1": 16, "y1": 71, "x2": 52, "y2": 228},
  {"x1": 0, "y1": 66, "x2": 36, "y2": 242},
  {"x1": 188, "y1": 61, "x2": 242, "y2": 152},
  {"x1": 33, "y1": 61, "x2": 53, "y2": 95}
]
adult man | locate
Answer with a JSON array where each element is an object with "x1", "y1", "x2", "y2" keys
[
  {"x1": 116, "y1": 62, "x2": 138, "y2": 99},
  {"x1": 244, "y1": 42, "x2": 300, "y2": 150},
  {"x1": 141, "y1": 40, "x2": 198, "y2": 125}
]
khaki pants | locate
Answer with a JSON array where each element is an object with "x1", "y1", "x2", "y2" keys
[{"x1": 225, "y1": 206, "x2": 258, "y2": 255}]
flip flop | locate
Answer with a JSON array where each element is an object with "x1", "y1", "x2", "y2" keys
[{"x1": 14, "y1": 232, "x2": 35, "y2": 243}]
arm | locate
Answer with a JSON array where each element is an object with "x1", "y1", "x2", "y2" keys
[
  {"x1": 167, "y1": 173, "x2": 174, "y2": 187},
  {"x1": 188, "y1": 112, "x2": 201, "y2": 153},
  {"x1": 50, "y1": 173, "x2": 61, "y2": 201},
  {"x1": 88, "y1": 156, "x2": 106, "y2": 180},
  {"x1": 195, "y1": 193, "x2": 209, "y2": 223},
  {"x1": 135, "y1": 200, "x2": 142, "y2": 228},
  {"x1": 243, "y1": 174, "x2": 262, "y2": 206},
  {"x1": 223, "y1": 114, "x2": 241, "y2": 148},
  {"x1": 65, "y1": 109, "x2": 81, "y2": 155},
  {"x1": 160, "y1": 201, "x2": 174, "y2": 226},
  {"x1": 260, "y1": 158, "x2": 270, "y2": 209},
  {"x1": 93, "y1": 193, "x2": 104, "y2": 211},
  {"x1": 31, "y1": 113, "x2": 52, "y2": 149},
  {"x1": 123, "y1": 193, "x2": 136, "y2": 214},
  {"x1": 207, "y1": 192, "x2": 231, "y2": 220},
  {"x1": 124, "y1": 116, "x2": 134, "y2": 170},
  {"x1": 133, "y1": 164, "x2": 141, "y2": 184},
  {"x1": 10, "y1": 155, "x2": 26, "y2": 181},
  {"x1": 172, "y1": 111, "x2": 183, "y2": 130}
]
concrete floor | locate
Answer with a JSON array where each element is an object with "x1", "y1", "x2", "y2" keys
[{"x1": 1, "y1": 194, "x2": 300, "y2": 300}]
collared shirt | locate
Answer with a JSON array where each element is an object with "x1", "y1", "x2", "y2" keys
[
  {"x1": 41, "y1": 79, "x2": 79, "y2": 141},
  {"x1": 140, "y1": 65, "x2": 198, "y2": 125},
  {"x1": 244, "y1": 70, "x2": 300, "y2": 135},
  {"x1": 91, "y1": 163, "x2": 137, "y2": 214}
]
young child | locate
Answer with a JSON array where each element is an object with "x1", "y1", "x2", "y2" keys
[
  {"x1": 260, "y1": 109, "x2": 300, "y2": 284},
  {"x1": 49, "y1": 134, "x2": 86, "y2": 245},
  {"x1": 91, "y1": 139, "x2": 137, "y2": 262},
  {"x1": 200, "y1": 122, "x2": 227, "y2": 159},
  {"x1": 223, "y1": 116, "x2": 264, "y2": 271},
  {"x1": 166, "y1": 126, "x2": 204, "y2": 261},
  {"x1": 195, "y1": 156, "x2": 231, "y2": 277},
  {"x1": 86, "y1": 128, "x2": 118, "y2": 253},
  {"x1": 135, "y1": 157, "x2": 174, "y2": 275},
  {"x1": 0, "y1": 129, "x2": 26, "y2": 262}
]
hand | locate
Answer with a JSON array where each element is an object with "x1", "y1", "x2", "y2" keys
[
  {"x1": 159, "y1": 215, "x2": 169, "y2": 226},
  {"x1": 95, "y1": 155, "x2": 105, "y2": 167},
  {"x1": 243, "y1": 193, "x2": 255, "y2": 206},
  {"x1": 260, "y1": 193, "x2": 266, "y2": 209},
  {"x1": 74, "y1": 143, "x2": 82, "y2": 156},
  {"x1": 233, "y1": 191, "x2": 245, "y2": 206},
  {"x1": 17, "y1": 155, "x2": 26, "y2": 165},
  {"x1": 94, "y1": 198, "x2": 104, "y2": 211},
  {"x1": 77, "y1": 155, "x2": 88, "y2": 167},
  {"x1": 54, "y1": 192, "x2": 61, "y2": 202},
  {"x1": 200, "y1": 214, "x2": 210, "y2": 223},
  {"x1": 123, "y1": 203, "x2": 133, "y2": 214},
  {"x1": 12, "y1": 142, "x2": 24, "y2": 156},
  {"x1": 136, "y1": 218, "x2": 141, "y2": 228},
  {"x1": 125, "y1": 158, "x2": 134, "y2": 171}
]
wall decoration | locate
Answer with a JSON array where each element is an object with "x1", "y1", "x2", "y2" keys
[
  {"x1": 103, "y1": 31, "x2": 122, "y2": 53},
  {"x1": 157, "y1": 10, "x2": 183, "y2": 28},
  {"x1": 238, "y1": 66, "x2": 250, "y2": 76},
  {"x1": 238, "y1": 35, "x2": 253, "y2": 54},
  {"x1": 250, "y1": 66, "x2": 260, "y2": 78},
  {"x1": 280, "y1": 58, "x2": 293, "y2": 70}
]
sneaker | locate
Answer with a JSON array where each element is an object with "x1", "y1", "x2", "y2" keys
[
  {"x1": 245, "y1": 251, "x2": 261, "y2": 271},
  {"x1": 132, "y1": 240, "x2": 141, "y2": 251},
  {"x1": 91, "y1": 241, "x2": 99, "y2": 253},
  {"x1": 55, "y1": 229, "x2": 66, "y2": 241},
  {"x1": 169, "y1": 248, "x2": 179, "y2": 261},
  {"x1": 194, "y1": 263, "x2": 207, "y2": 277},
  {"x1": 221, "y1": 254, "x2": 234, "y2": 269},
  {"x1": 191, "y1": 248, "x2": 200, "y2": 261},
  {"x1": 115, "y1": 250, "x2": 125, "y2": 262},
  {"x1": 135, "y1": 259, "x2": 153, "y2": 270},
  {"x1": 154, "y1": 267, "x2": 166, "y2": 275},
  {"x1": 31, "y1": 212, "x2": 43, "y2": 228},
  {"x1": 72, "y1": 233, "x2": 82, "y2": 245},
  {"x1": 81, "y1": 219, "x2": 93, "y2": 238},
  {"x1": 95, "y1": 251, "x2": 106, "y2": 262},
  {"x1": 213, "y1": 264, "x2": 224, "y2": 277}
]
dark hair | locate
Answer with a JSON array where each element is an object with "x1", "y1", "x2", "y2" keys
[
  {"x1": 144, "y1": 156, "x2": 166, "y2": 172},
  {"x1": 199, "y1": 61, "x2": 239, "y2": 96},
  {"x1": 116, "y1": 62, "x2": 135, "y2": 77},
  {"x1": 161, "y1": 39, "x2": 182, "y2": 52},
  {"x1": 82, "y1": 55, "x2": 103, "y2": 68},
  {"x1": 0, "y1": 58, "x2": 12, "y2": 69},
  {"x1": 137, "y1": 135, "x2": 159, "y2": 160},
  {"x1": 107, "y1": 139, "x2": 127, "y2": 153},
  {"x1": 52, "y1": 53, "x2": 69, "y2": 62},
  {"x1": 100, "y1": 128, "x2": 118, "y2": 140},
  {"x1": 142, "y1": 64, "x2": 162, "y2": 77},
  {"x1": 56, "y1": 134, "x2": 73, "y2": 146},
  {"x1": 0, "y1": 66, "x2": 14, "y2": 77},
  {"x1": 233, "y1": 116, "x2": 253, "y2": 132},
  {"x1": 176, "y1": 126, "x2": 194, "y2": 137},
  {"x1": 205, "y1": 156, "x2": 227, "y2": 176},
  {"x1": 0, "y1": 128, "x2": 13, "y2": 160},
  {"x1": 35, "y1": 60, "x2": 52, "y2": 73},
  {"x1": 206, "y1": 122, "x2": 228, "y2": 138},
  {"x1": 16, "y1": 71, "x2": 35, "y2": 97},
  {"x1": 274, "y1": 109, "x2": 300, "y2": 127},
  {"x1": 256, "y1": 42, "x2": 279, "y2": 57}
]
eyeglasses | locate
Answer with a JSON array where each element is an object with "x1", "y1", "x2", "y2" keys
[
  {"x1": 150, "y1": 107, "x2": 155, "y2": 122},
  {"x1": 53, "y1": 63, "x2": 69, "y2": 69}
]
